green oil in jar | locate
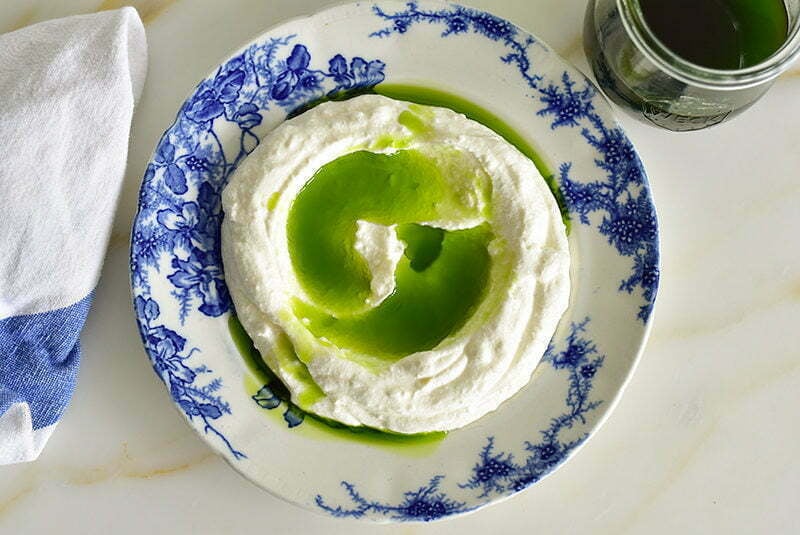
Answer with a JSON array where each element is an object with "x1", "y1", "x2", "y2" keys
[{"x1": 639, "y1": 0, "x2": 789, "y2": 70}]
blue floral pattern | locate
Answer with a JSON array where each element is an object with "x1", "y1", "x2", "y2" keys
[
  {"x1": 316, "y1": 476, "x2": 473, "y2": 521},
  {"x1": 316, "y1": 319, "x2": 604, "y2": 521},
  {"x1": 133, "y1": 296, "x2": 244, "y2": 459},
  {"x1": 459, "y1": 319, "x2": 604, "y2": 498},
  {"x1": 252, "y1": 384, "x2": 305, "y2": 428},
  {"x1": 131, "y1": 36, "x2": 387, "y2": 457},
  {"x1": 370, "y1": 2, "x2": 659, "y2": 321}
]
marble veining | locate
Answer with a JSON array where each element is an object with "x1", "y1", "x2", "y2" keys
[
  {"x1": 5, "y1": 7, "x2": 37, "y2": 32},
  {"x1": 607, "y1": 353, "x2": 800, "y2": 533},
  {"x1": 0, "y1": 485, "x2": 35, "y2": 519},
  {"x1": 782, "y1": 66, "x2": 800, "y2": 79},
  {"x1": 0, "y1": 443, "x2": 213, "y2": 519},
  {"x1": 96, "y1": 0, "x2": 177, "y2": 25}
]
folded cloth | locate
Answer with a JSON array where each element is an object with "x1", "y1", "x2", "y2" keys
[{"x1": 0, "y1": 8, "x2": 147, "y2": 464}]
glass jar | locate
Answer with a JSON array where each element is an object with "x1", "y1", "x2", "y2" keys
[{"x1": 584, "y1": 0, "x2": 800, "y2": 131}]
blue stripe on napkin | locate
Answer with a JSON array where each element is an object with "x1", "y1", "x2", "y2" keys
[{"x1": 0, "y1": 293, "x2": 93, "y2": 430}]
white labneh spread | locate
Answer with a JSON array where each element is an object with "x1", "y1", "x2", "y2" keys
[{"x1": 221, "y1": 95, "x2": 570, "y2": 434}]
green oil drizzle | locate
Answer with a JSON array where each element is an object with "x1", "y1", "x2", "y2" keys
[
  {"x1": 397, "y1": 109, "x2": 433, "y2": 136},
  {"x1": 272, "y1": 332, "x2": 325, "y2": 408},
  {"x1": 369, "y1": 133, "x2": 400, "y2": 151},
  {"x1": 266, "y1": 191, "x2": 281, "y2": 210},
  {"x1": 230, "y1": 313, "x2": 283, "y2": 384},
  {"x1": 229, "y1": 315, "x2": 446, "y2": 455},
  {"x1": 287, "y1": 148, "x2": 493, "y2": 359},
  {"x1": 230, "y1": 309, "x2": 323, "y2": 408}
]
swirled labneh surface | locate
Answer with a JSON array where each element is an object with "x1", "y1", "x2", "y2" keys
[{"x1": 221, "y1": 95, "x2": 570, "y2": 434}]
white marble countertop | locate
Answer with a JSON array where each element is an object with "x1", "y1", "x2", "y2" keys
[{"x1": 2, "y1": 0, "x2": 799, "y2": 533}]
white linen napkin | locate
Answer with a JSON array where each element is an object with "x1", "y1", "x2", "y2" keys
[{"x1": 0, "y1": 7, "x2": 147, "y2": 464}]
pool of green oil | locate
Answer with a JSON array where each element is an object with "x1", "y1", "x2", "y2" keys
[
  {"x1": 229, "y1": 315, "x2": 447, "y2": 456},
  {"x1": 639, "y1": 0, "x2": 788, "y2": 70},
  {"x1": 288, "y1": 148, "x2": 493, "y2": 359}
]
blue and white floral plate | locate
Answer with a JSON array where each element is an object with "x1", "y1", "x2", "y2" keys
[{"x1": 130, "y1": 1, "x2": 659, "y2": 523}]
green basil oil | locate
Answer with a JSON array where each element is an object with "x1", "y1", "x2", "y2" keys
[{"x1": 639, "y1": 0, "x2": 789, "y2": 70}]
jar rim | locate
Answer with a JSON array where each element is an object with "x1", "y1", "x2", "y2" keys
[{"x1": 618, "y1": 0, "x2": 800, "y2": 89}]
